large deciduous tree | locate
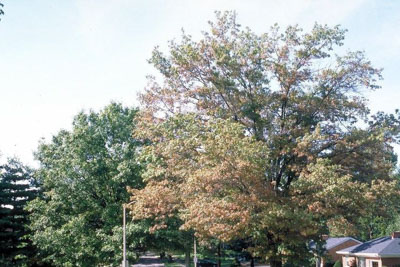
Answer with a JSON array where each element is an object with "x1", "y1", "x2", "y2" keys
[
  {"x1": 129, "y1": 12, "x2": 400, "y2": 266},
  {"x1": 27, "y1": 103, "x2": 142, "y2": 267}
]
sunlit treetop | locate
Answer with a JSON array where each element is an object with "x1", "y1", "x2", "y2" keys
[{"x1": 130, "y1": 12, "x2": 400, "y2": 266}]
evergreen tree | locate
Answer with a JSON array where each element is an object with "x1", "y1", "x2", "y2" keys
[{"x1": 0, "y1": 158, "x2": 38, "y2": 266}]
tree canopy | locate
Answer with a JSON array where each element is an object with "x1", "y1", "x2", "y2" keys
[
  {"x1": 130, "y1": 12, "x2": 400, "y2": 267},
  {"x1": 0, "y1": 2, "x2": 4, "y2": 19},
  {"x1": 27, "y1": 103, "x2": 142, "y2": 266}
]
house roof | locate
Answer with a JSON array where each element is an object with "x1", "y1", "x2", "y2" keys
[
  {"x1": 325, "y1": 237, "x2": 362, "y2": 250},
  {"x1": 310, "y1": 237, "x2": 362, "y2": 251},
  {"x1": 337, "y1": 236, "x2": 400, "y2": 257}
]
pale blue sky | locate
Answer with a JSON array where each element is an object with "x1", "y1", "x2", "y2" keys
[{"x1": 1, "y1": 0, "x2": 399, "y2": 166}]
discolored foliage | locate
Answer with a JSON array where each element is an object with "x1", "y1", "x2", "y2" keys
[{"x1": 132, "y1": 12, "x2": 400, "y2": 266}]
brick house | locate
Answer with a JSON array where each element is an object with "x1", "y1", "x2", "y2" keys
[
  {"x1": 312, "y1": 236, "x2": 362, "y2": 267},
  {"x1": 336, "y1": 232, "x2": 400, "y2": 267}
]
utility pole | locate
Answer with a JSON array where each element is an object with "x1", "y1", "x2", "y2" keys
[
  {"x1": 194, "y1": 236, "x2": 197, "y2": 267},
  {"x1": 123, "y1": 201, "x2": 135, "y2": 267},
  {"x1": 123, "y1": 204, "x2": 127, "y2": 267}
]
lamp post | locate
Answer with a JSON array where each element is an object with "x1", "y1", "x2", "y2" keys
[
  {"x1": 194, "y1": 236, "x2": 197, "y2": 267},
  {"x1": 123, "y1": 200, "x2": 135, "y2": 267}
]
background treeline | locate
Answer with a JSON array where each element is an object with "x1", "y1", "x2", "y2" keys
[{"x1": 2, "y1": 11, "x2": 400, "y2": 267}]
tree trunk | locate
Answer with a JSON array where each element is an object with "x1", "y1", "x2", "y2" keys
[
  {"x1": 270, "y1": 260, "x2": 282, "y2": 267},
  {"x1": 185, "y1": 246, "x2": 191, "y2": 267},
  {"x1": 217, "y1": 242, "x2": 221, "y2": 267},
  {"x1": 316, "y1": 257, "x2": 321, "y2": 267},
  {"x1": 250, "y1": 257, "x2": 254, "y2": 267},
  {"x1": 266, "y1": 232, "x2": 282, "y2": 267}
]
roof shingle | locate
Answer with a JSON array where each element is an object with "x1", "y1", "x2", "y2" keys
[{"x1": 337, "y1": 236, "x2": 400, "y2": 256}]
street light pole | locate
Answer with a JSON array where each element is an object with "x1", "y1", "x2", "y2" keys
[
  {"x1": 194, "y1": 236, "x2": 197, "y2": 267},
  {"x1": 123, "y1": 204, "x2": 127, "y2": 267},
  {"x1": 123, "y1": 201, "x2": 135, "y2": 267}
]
